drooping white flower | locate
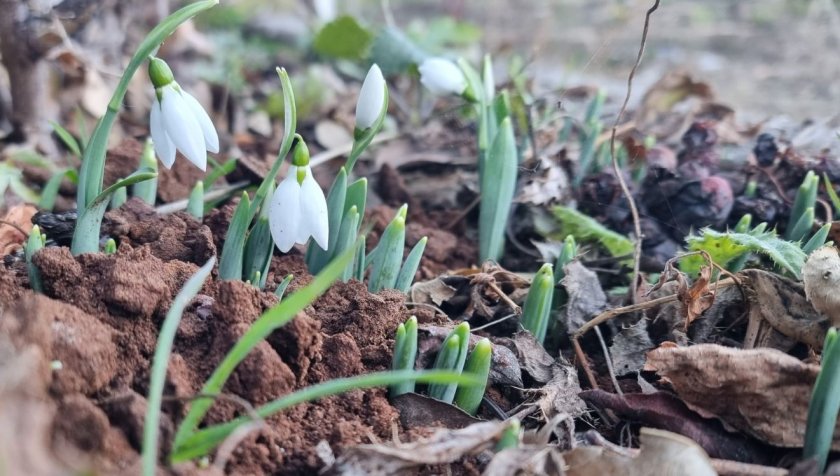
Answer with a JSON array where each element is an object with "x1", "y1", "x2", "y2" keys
[
  {"x1": 418, "y1": 58, "x2": 467, "y2": 96},
  {"x1": 269, "y1": 140, "x2": 328, "y2": 252},
  {"x1": 354, "y1": 64, "x2": 386, "y2": 130},
  {"x1": 148, "y1": 57, "x2": 219, "y2": 171}
]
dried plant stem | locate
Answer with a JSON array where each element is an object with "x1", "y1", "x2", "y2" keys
[
  {"x1": 486, "y1": 281, "x2": 522, "y2": 315},
  {"x1": 611, "y1": 0, "x2": 660, "y2": 305}
]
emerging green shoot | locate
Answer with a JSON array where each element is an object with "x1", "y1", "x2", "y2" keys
[
  {"x1": 187, "y1": 181, "x2": 204, "y2": 219},
  {"x1": 495, "y1": 418, "x2": 521, "y2": 451},
  {"x1": 804, "y1": 224, "x2": 832, "y2": 255},
  {"x1": 25, "y1": 225, "x2": 46, "y2": 293},
  {"x1": 218, "y1": 192, "x2": 251, "y2": 281},
  {"x1": 132, "y1": 138, "x2": 158, "y2": 205},
  {"x1": 454, "y1": 338, "x2": 492, "y2": 415},
  {"x1": 390, "y1": 316, "x2": 418, "y2": 397},
  {"x1": 103, "y1": 238, "x2": 117, "y2": 254},
  {"x1": 478, "y1": 116, "x2": 517, "y2": 262},
  {"x1": 110, "y1": 181, "x2": 128, "y2": 209},
  {"x1": 142, "y1": 256, "x2": 215, "y2": 476},
  {"x1": 428, "y1": 322, "x2": 470, "y2": 404},
  {"x1": 804, "y1": 328, "x2": 840, "y2": 473},
  {"x1": 786, "y1": 171, "x2": 819, "y2": 241},
  {"x1": 274, "y1": 274, "x2": 293, "y2": 300},
  {"x1": 368, "y1": 205, "x2": 407, "y2": 292},
  {"x1": 394, "y1": 237, "x2": 427, "y2": 293},
  {"x1": 521, "y1": 264, "x2": 555, "y2": 344}
]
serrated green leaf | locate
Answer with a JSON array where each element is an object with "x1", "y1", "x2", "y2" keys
[
  {"x1": 681, "y1": 227, "x2": 807, "y2": 278},
  {"x1": 552, "y1": 206, "x2": 634, "y2": 259},
  {"x1": 313, "y1": 16, "x2": 373, "y2": 61}
]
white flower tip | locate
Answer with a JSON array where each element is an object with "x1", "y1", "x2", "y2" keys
[
  {"x1": 355, "y1": 64, "x2": 386, "y2": 130},
  {"x1": 419, "y1": 58, "x2": 467, "y2": 96}
]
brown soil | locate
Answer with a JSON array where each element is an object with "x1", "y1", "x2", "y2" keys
[{"x1": 0, "y1": 199, "x2": 431, "y2": 475}]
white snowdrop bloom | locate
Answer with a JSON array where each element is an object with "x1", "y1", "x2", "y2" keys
[
  {"x1": 312, "y1": 0, "x2": 337, "y2": 22},
  {"x1": 148, "y1": 57, "x2": 219, "y2": 171},
  {"x1": 354, "y1": 64, "x2": 386, "y2": 130},
  {"x1": 269, "y1": 141, "x2": 328, "y2": 252},
  {"x1": 418, "y1": 58, "x2": 467, "y2": 96}
]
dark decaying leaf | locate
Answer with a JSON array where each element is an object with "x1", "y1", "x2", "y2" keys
[
  {"x1": 580, "y1": 390, "x2": 769, "y2": 463},
  {"x1": 561, "y1": 261, "x2": 609, "y2": 334},
  {"x1": 645, "y1": 343, "x2": 840, "y2": 449},
  {"x1": 483, "y1": 447, "x2": 566, "y2": 476},
  {"x1": 391, "y1": 393, "x2": 482, "y2": 431},
  {"x1": 608, "y1": 320, "x2": 654, "y2": 376},
  {"x1": 324, "y1": 420, "x2": 514, "y2": 475},
  {"x1": 534, "y1": 357, "x2": 587, "y2": 420}
]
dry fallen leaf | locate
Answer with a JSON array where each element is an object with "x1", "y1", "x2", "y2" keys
[
  {"x1": 645, "y1": 343, "x2": 840, "y2": 449},
  {"x1": 562, "y1": 261, "x2": 609, "y2": 334},
  {"x1": 0, "y1": 204, "x2": 37, "y2": 256},
  {"x1": 679, "y1": 265, "x2": 715, "y2": 330},
  {"x1": 324, "y1": 420, "x2": 515, "y2": 475},
  {"x1": 563, "y1": 428, "x2": 717, "y2": 476}
]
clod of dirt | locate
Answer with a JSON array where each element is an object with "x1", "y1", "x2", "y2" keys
[
  {"x1": 33, "y1": 244, "x2": 200, "y2": 319},
  {"x1": 106, "y1": 198, "x2": 216, "y2": 265}
]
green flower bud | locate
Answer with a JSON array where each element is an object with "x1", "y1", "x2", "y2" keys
[{"x1": 148, "y1": 57, "x2": 175, "y2": 89}]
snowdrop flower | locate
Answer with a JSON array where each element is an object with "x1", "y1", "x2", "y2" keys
[
  {"x1": 354, "y1": 64, "x2": 386, "y2": 130},
  {"x1": 269, "y1": 139, "x2": 328, "y2": 252},
  {"x1": 148, "y1": 57, "x2": 218, "y2": 171},
  {"x1": 418, "y1": 58, "x2": 467, "y2": 96}
]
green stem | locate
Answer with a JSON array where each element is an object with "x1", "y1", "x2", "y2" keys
[{"x1": 76, "y1": 0, "x2": 218, "y2": 209}]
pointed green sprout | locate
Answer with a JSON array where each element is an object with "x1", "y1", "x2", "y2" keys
[
  {"x1": 274, "y1": 274, "x2": 293, "y2": 300},
  {"x1": 495, "y1": 418, "x2": 521, "y2": 451},
  {"x1": 103, "y1": 238, "x2": 117, "y2": 254},
  {"x1": 336, "y1": 206, "x2": 360, "y2": 282},
  {"x1": 428, "y1": 322, "x2": 471, "y2": 404},
  {"x1": 390, "y1": 316, "x2": 418, "y2": 397},
  {"x1": 804, "y1": 328, "x2": 840, "y2": 473},
  {"x1": 552, "y1": 235, "x2": 578, "y2": 314},
  {"x1": 729, "y1": 214, "x2": 753, "y2": 272},
  {"x1": 142, "y1": 257, "x2": 215, "y2": 476},
  {"x1": 71, "y1": 0, "x2": 218, "y2": 254},
  {"x1": 478, "y1": 116, "x2": 517, "y2": 263},
  {"x1": 804, "y1": 224, "x2": 832, "y2": 255},
  {"x1": 368, "y1": 205, "x2": 407, "y2": 292},
  {"x1": 110, "y1": 181, "x2": 128, "y2": 209},
  {"x1": 454, "y1": 337, "x2": 493, "y2": 415},
  {"x1": 788, "y1": 207, "x2": 815, "y2": 244},
  {"x1": 352, "y1": 236, "x2": 367, "y2": 281},
  {"x1": 787, "y1": 171, "x2": 819, "y2": 241},
  {"x1": 243, "y1": 181, "x2": 274, "y2": 289},
  {"x1": 823, "y1": 173, "x2": 840, "y2": 220},
  {"x1": 521, "y1": 263, "x2": 555, "y2": 344},
  {"x1": 25, "y1": 225, "x2": 46, "y2": 293},
  {"x1": 395, "y1": 237, "x2": 427, "y2": 293},
  {"x1": 218, "y1": 192, "x2": 251, "y2": 281},
  {"x1": 187, "y1": 181, "x2": 204, "y2": 219},
  {"x1": 133, "y1": 138, "x2": 158, "y2": 204}
]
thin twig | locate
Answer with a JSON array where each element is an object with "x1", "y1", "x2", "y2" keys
[
  {"x1": 611, "y1": 0, "x2": 660, "y2": 305},
  {"x1": 471, "y1": 312, "x2": 517, "y2": 331},
  {"x1": 444, "y1": 195, "x2": 481, "y2": 231},
  {"x1": 0, "y1": 219, "x2": 29, "y2": 237},
  {"x1": 594, "y1": 325, "x2": 623, "y2": 397},
  {"x1": 485, "y1": 281, "x2": 522, "y2": 315}
]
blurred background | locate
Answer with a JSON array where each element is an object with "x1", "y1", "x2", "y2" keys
[{"x1": 3, "y1": 0, "x2": 840, "y2": 146}]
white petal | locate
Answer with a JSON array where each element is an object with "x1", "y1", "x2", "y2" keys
[
  {"x1": 298, "y1": 167, "x2": 329, "y2": 250},
  {"x1": 149, "y1": 99, "x2": 176, "y2": 168},
  {"x1": 160, "y1": 86, "x2": 207, "y2": 171},
  {"x1": 354, "y1": 64, "x2": 386, "y2": 130},
  {"x1": 419, "y1": 58, "x2": 467, "y2": 96},
  {"x1": 181, "y1": 90, "x2": 220, "y2": 153},
  {"x1": 269, "y1": 169, "x2": 302, "y2": 253},
  {"x1": 312, "y1": 0, "x2": 336, "y2": 22}
]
